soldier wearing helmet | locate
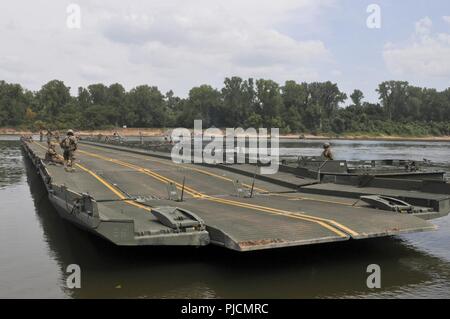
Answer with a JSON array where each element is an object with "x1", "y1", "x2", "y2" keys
[
  {"x1": 60, "y1": 129, "x2": 78, "y2": 171},
  {"x1": 45, "y1": 142, "x2": 64, "y2": 165},
  {"x1": 54, "y1": 130, "x2": 60, "y2": 143},
  {"x1": 322, "y1": 142, "x2": 334, "y2": 160},
  {"x1": 46, "y1": 129, "x2": 53, "y2": 146}
]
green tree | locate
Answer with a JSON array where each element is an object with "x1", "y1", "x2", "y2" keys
[
  {"x1": 221, "y1": 77, "x2": 255, "y2": 127},
  {"x1": 350, "y1": 89, "x2": 364, "y2": 106},
  {"x1": 165, "y1": 90, "x2": 181, "y2": 127},
  {"x1": 36, "y1": 80, "x2": 72, "y2": 124},
  {"x1": 184, "y1": 85, "x2": 223, "y2": 127},
  {"x1": 0, "y1": 78, "x2": 449, "y2": 137},
  {"x1": 255, "y1": 79, "x2": 282, "y2": 127},
  {"x1": 281, "y1": 81, "x2": 309, "y2": 132},
  {"x1": 0, "y1": 81, "x2": 30, "y2": 127},
  {"x1": 128, "y1": 85, "x2": 166, "y2": 127},
  {"x1": 108, "y1": 83, "x2": 127, "y2": 126},
  {"x1": 307, "y1": 81, "x2": 347, "y2": 130},
  {"x1": 376, "y1": 81, "x2": 409, "y2": 121}
]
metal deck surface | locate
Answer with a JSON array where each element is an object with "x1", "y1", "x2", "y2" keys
[
  {"x1": 24, "y1": 141, "x2": 438, "y2": 251},
  {"x1": 215, "y1": 163, "x2": 318, "y2": 189},
  {"x1": 300, "y1": 183, "x2": 450, "y2": 213}
]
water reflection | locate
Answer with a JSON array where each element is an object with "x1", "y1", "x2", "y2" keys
[
  {"x1": 22, "y1": 152, "x2": 450, "y2": 298},
  {"x1": 0, "y1": 141, "x2": 24, "y2": 188}
]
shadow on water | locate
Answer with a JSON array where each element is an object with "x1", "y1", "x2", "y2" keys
[{"x1": 23, "y1": 149, "x2": 450, "y2": 299}]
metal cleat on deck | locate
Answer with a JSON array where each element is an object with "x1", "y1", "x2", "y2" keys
[
  {"x1": 359, "y1": 195, "x2": 432, "y2": 214},
  {"x1": 151, "y1": 206, "x2": 205, "y2": 232}
]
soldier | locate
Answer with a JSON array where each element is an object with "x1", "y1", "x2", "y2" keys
[
  {"x1": 44, "y1": 143, "x2": 64, "y2": 165},
  {"x1": 39, "y1": 130, "x2": 44, "y2": 142},
  {"x1": 322, "y1": 142, "x2": 334, "y2": 160},
  {"x1": 60, "y1": 129, "x2": 78, "y2": 172},
  {"x1": 46, "y1": 129, "x2": 53, "y2": 146}
]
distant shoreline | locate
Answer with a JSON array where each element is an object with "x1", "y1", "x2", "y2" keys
[
  {"x1": 2, "y1": 127, "x2": 450, "y2": 142},
  {"x1": 283, "y1": 134, "x2": 450, "y2": 142}
]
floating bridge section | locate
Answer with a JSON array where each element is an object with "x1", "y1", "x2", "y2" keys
[{"x1": 22, "y1": 140, "x2": 444, "y2": 251}]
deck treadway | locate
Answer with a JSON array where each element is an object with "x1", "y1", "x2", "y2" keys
[{"x1": 25, "y1": 141, "x2": 437, "y2": 251}]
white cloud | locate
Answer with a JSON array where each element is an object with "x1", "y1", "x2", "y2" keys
[
  {"x1": 79, "y1": 64, "x2": 109, "y2": 81},
  {"x1": 443, "y1": 16, "x2": 450, "y2": 25},
  {"x1": 0, "y1": 0, "x2": 334, "y2": 95},
  {"x1": 383, "y1": 17, "x2": 450, "y2": 78},
  {"x1": 415, "y1": 16, "x2": 432, "y2": 36},
  {"x1": 99, "y1": 0, "x2": 334, "y2": 90}
]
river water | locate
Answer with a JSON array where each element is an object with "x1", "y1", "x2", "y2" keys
[{"x1": 0, "y1": 136, "x2": 449, "y2": 299}]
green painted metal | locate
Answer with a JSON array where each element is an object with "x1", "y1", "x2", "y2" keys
[{"x1": 21, "y1": 139, "x2": 446, "y2": 252}]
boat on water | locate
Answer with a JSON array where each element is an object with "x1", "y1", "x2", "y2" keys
[
  {"x1": 21, "y1": 137, "x2": 450, "y2": 251},
  {"x1": 280, "y1": 156, "x2": 447, "y2": 181}
]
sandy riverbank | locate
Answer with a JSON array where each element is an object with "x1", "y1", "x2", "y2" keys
[
  {"x1": 0, "y1": 127, "x2": 167, "y2": 137},
  {"x1": 2, "y1": 127, "x2": 450, "y2": 142},
  {"x1": 283, "y1": 134, "x2": 450, "y2": 142}
]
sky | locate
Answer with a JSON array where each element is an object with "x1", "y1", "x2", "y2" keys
[{"x1": 0, "y1": 0, "x2": 449, "y2": 103}]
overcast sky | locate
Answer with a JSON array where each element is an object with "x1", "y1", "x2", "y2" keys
[{"x1": 0, "y1": 0, "x2": 449, "y2": 103}]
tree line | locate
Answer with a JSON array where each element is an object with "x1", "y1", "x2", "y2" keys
[{"x1": 1, "y1": 78, "x2": 450, "y2": 136}]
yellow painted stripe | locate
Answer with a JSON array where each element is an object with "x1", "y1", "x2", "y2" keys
[
  {"x1": 75, "y1": 163, "x2": 152, "y2": 211},
  {"x1": 272, "y1": 192, "x2": 357, "y2": 207},
  {"x1": 75, "y1": 164, "x2": 126, "y2": 199},
  {"x1": 205, "y1": 196, "x2": 348, "y2": 238},
  {"x1": 78, "y1": 149, "x2": 201, "y2": 198},
  {"x1": 77, "y1": 146, "x2": 357, "y2": 238},
  {"x1": 35, "y1": 141, "x2": 356, "y2": 238},
  {"x1": 82, "y1": 143, "x2": 268, "y2": 192},
  {"x1": 32, "y1": 142, "x2": 152, "y2": 212},
  {"x1": 81, "y1": 143, "x2": 362, "y2": 212},
  {"x1": 204, "y1": 195, "x2": 357, "y2": 237}
]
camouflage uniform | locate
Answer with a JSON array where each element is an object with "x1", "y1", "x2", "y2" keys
[
  {"x1": 45, "y1": 144, "x2": 64, "y2": 165},
  {"x1": 60, "y1": 131, "x2": 78, "y2": 169},
  {"x1": 46, "y1": 130, "x2": 53, "y2": 146},
  {"x1": 322, "y1": 143, "x2": 334, "y2": 160}
]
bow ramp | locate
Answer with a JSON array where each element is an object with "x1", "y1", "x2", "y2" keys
[{"x1": 22, "y1": 140, "x2": 440, "y2": 252}]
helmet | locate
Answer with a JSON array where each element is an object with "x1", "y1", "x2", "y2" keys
[
  {"x1": 67, "y1": 129, "x2": 74, "y2": 135},
  {"x1": 323, "y1": 142, "x2": 330, "y2": 148}
]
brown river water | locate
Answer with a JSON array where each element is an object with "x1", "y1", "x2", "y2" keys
[{"x1": 0, "y1": 136, "x2": 449, "y2": 298}]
